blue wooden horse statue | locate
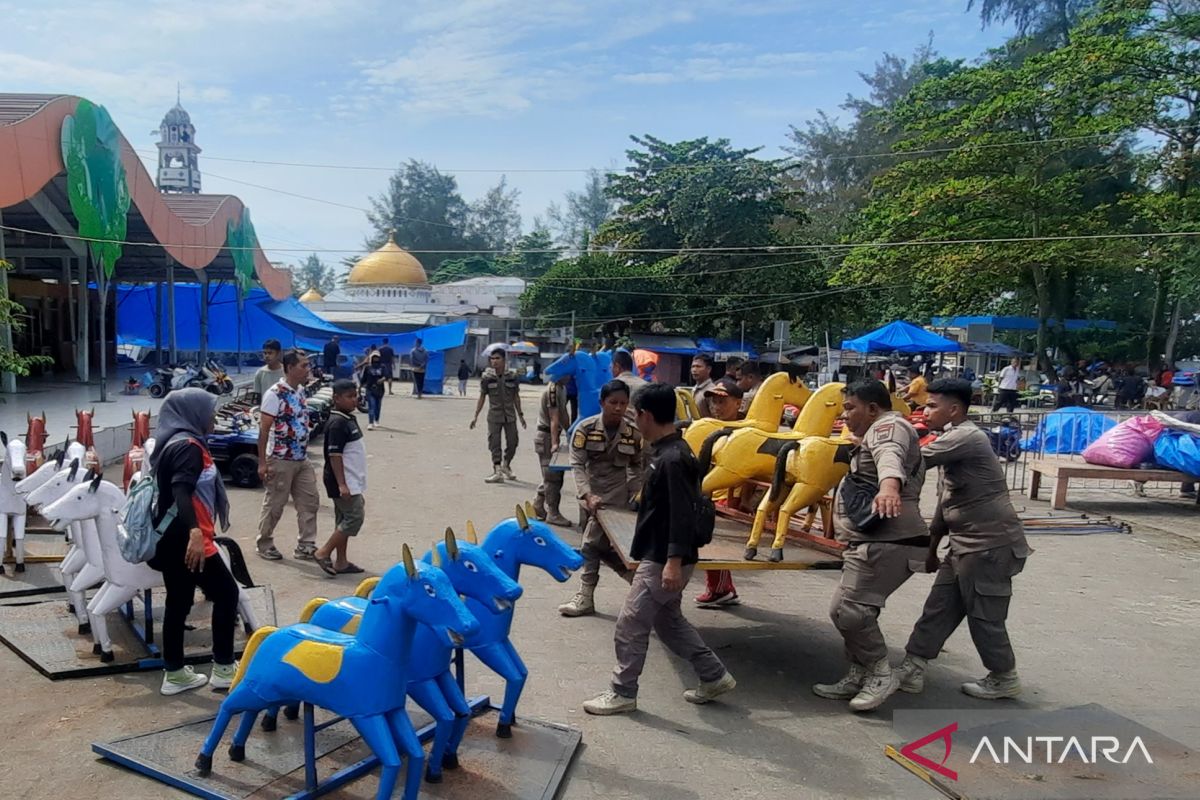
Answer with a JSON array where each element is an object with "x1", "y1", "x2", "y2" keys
[
  {"x1": 260, "y1": 528, "x2": 524, "y2": 784},
  {"x1": 195, "y1": 545, "x2": 476, "y2": 800},
  {"x1": 468, "y1": 503, "x2": 583, "y2": 737},
  {"x1": 543, "y1": 345, "x2": 611, "y2": 433}
]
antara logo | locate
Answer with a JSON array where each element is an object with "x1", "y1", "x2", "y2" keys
[{"x1": 901, "y1": 722, "x2": 1155, "y2": 781}]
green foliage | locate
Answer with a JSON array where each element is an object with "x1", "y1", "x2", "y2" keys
[
  {"x1": 366, "y1": 160, "x2": 472, "y2": 273},
  {"x1": 59, "y1": 99, "x2": 130, "y2": 280},
  {"x1": 294, "y1": 253, "x2": 335, "y2": 295},
  {"x1": 465, "y1": 177, "x2": 522, "y2": 251},
  {"x1": 546, "y1": 170, "x2": 614, "y2": 250},
  {"x1": 0, "y1": 260, "x2": 53, "y2": 377}
]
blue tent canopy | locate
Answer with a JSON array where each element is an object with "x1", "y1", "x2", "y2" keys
[
  {"x1": 257, "y1": 297, "x2": 468, "y2": 354},
  {"x1": 931, "y1": 315, "x2": 1117, "y2": 332},
  {"x1": 841, "y1": 321, "x2": 961, "y2": 354},
  {"x1": 695, "y1": 338, "x2": 760, "y2": 359}
]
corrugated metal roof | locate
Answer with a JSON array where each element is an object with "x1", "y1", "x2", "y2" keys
[
  {"x1": 0, "y1": 93, "x2": 63, "y2": 125},
  {"x1": 160, "y1": 194, "x2": 232, "y2": 225}
]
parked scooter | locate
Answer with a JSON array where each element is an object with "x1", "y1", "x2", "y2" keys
[
  {"x1": 200, "y1": 359, "x2": 235, "y2": 395},
  {"x1": 144, "y1": 363, "x2": 205, "y2": 398},
  {"x1": 986, "y1": 417, "x2": 1022, "y2": 462}
]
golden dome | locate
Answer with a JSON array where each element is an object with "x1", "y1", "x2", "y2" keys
[
  {"x1": 298, "y1": 286, "x2": 324, "y2": 303},
  {"x1": 347, "y1": 234, "x2": 429, "y2": 286}
]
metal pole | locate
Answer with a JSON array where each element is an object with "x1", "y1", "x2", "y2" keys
[
  {"x1": 199, "y1": 270, "x2": 209, "y2": 365},
  {"x1": 77, "y1": 253, "x2": 89, "y2": 383},
  {"x1": 0, "y1": 210, "x2": 15, "y2": 394},
  {"x1": 740, "y1": 320, "x2": 745, "y2": 354},
  {"x1": 570, "y1": 310, "x2": 575, "y2": 344},
  {"x1": 167, "y1": 261, "x2": 177, "y2": 364},
  {"x1": 155, "y1": 281, "x2": 163, "y2": 365},
  {"x1": 63, "y1": 257, "x2": 75, "y2": 347}
]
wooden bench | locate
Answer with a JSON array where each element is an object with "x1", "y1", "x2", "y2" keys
[{"x1": 1028, "y1": 457, "x2": 1197, "y2": 510}]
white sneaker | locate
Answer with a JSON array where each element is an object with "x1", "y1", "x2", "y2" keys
[
  {"x1": 896, "y1": 654, "x2": 927, "y2": 694},
  {"x1": 849, "y1": 660, "x2": 899, "y2": 712},
  {"x1": 500, "y1": 463, "x2": 517, "y2": 481},
  {"x1": 683, "y1": 672, "x2": 736, "y2": 704},
  {"x1": 209, "y1": 661, "x2": 239, "y2": 691},
  {"x1": 484, "y1": 469, "x2": 505, "y2": 484},
  {"x1": 583, "y1": 689, "x2": 637, "y2": 715},
  {"x1": 161, "y1": 665, "x2": 208, "y2": 696},
  {"x1": 812, "y1": 663, "x2": 867, "y2": 700},
  {"x1": 557, "y1": 590, "x2": 595, "y2": 617},
  {"x1": 962, "y1": 670, "x2": 1021, "y2": 700}
]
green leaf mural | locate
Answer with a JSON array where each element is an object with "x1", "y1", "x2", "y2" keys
[
  {"x1": 60, "y1": 99, "x2": 131, "y2": 278},
  {"x1": 226, "y1": 208, "x2": 259, "y2": 295}
]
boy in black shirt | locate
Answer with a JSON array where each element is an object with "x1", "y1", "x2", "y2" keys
[
  {"x1": 314, "y1": 380, "x2": 367, "y2": 575},
  {"x1": 583, "y1": 383, "x2": 735, "y2": 715}
]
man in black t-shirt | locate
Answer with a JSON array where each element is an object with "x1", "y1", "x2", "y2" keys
[
  {"x1": 378, "y1": 338, "x2": 396, "y2": 395},
  {"x1": 322, "y1": 336, "x2": 340, "y2": 374},
  {"x1": 582, "y1": 384, "x2": 735, "y2": 716},
  {"x1": 314, "y1": 380, "x2": 367, "y2": 576}
]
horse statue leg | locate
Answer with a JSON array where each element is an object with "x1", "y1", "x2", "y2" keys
[
  {"x1": 386, "y1": 707, "x2": 427, "y2": 800},
  {"x1": 471, "y1": 641, "x2": 526, "y2": 737},
  {"x1": 407, "y1": 678, "x2": 456, "y2": 783},
  {"x1": 352, "y1": 714, "x2": 404, "y2": 800},
  {"x1": 745, "y1": 490, "x2": 784, "y2": 561},
  {"x1": 197, "y1": 683, "x2": 263, "y2": 774},
  {"x1": 435, "y1": 669, "x2": 473, "y2": 769},
  {"x1": 769, "y1": 482, "x2": 829, "y2": 562},
  {"x1": 228, "y1": 709, "x2": 262, "y2": 762}
]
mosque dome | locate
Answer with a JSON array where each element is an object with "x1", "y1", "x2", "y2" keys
[
  {"x1": 298, "y1": 287, "x2": 324, "y2": 303},
  {"x1": 346, "y1": 234, "x2": 429, "y2": 286},
  {"x1": 162, "y1": 102, "x2": 192, "y2": 127}
]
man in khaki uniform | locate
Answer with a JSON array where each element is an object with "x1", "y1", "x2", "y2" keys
[
  {"x1": 470, "y1": 349, "x2": 525, "y2": 483},
  {"x1": 559, "y1": 380, "x2": 644, "y2": 617},
  {"x1": 532, "y1": 377, "x2": 573, "y2": 527},
  {"x1": 611, "y1": 350, "x2": 647, "y2": 397},
  {"x1": 813, "y1": 379, "x2": 928, "y2": 712},
  {"x1": 896, "y1": 378, "x2": 1032, "y2": 700}
]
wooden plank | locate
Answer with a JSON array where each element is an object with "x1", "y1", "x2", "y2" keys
[
  {"x1": 595, "y1": 508, "x2": 843, "y2": 572},
  {"x1": 1030, "y1": 458, "x2": 1195, "y2": 482}
]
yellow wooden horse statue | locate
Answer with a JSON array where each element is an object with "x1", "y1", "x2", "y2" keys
[
  {"x1": 675, "y1": 387, "x2": 700, "y2": 422},
  {"x1": 682, "y1": 370, "x2": 813, "y2": 453}
]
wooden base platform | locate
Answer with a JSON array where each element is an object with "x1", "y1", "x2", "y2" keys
[
  {"x1": 1029, "y1": 457, "x2": 1199, "y2": 510},
  {"x1": 596, "y1": 508, "x2": 842, "y2": 571}
]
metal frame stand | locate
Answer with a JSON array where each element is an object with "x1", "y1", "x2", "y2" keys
[{"x1": 121, "y1": 588, "x2": 159, "y2": 657}]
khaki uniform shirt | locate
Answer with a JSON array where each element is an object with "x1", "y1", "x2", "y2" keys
[
  {"x1": 535, "y1": 383, "x2": 569, "y2": 453},
  {"x1": 834, "y1": 411, "x2": 928, "y2": 543},
  {"x1": 480, "y1": 368, "x2": 520, "y2": 424},
  {"x1": 614, "y1": 370, "x2": 648, "y2": 398},
  {"x1": 570, "y1": 413, "x2": 644, "y2": 506},
  {"x1": 739, "y1": 383, "x2": 760, "y2": 416},
  {"x1": 692, "y1": 378, "x2": 716, "y2": 418},
  {"x1": 922, "y1": 420, "x2": 1030, "y2": 556}
]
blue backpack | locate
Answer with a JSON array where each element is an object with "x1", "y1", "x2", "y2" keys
[{"x1": 116, "y1": 433, "x2": 192, "y2": 563}]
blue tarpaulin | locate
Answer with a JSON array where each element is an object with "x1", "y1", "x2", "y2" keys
[
  {"x1": 116, "y1": 283, "x2": 466, "y2": 394},
  {"x1": 1153, "y1": 430, "x2": 1200, "y2": 477},
  {"x1": 841, "y1": 320, "x2": 962, "y2": 354},
  {"x1": 1022, "y1": 408, "x2": 1116, "y2": 455},
  {"x1": 695, "y1": 338, "x2": 761, "y2": 359}
]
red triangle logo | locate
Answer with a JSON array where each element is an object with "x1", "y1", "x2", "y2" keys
[{"x1": 900, "y1": 722, "x2": 958, "y2": 781}]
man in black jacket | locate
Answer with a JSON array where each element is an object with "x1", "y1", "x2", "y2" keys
[{"x1": 583, "y1": 383, "x2": 735, "y2": 715}]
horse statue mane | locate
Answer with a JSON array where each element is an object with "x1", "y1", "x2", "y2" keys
[{"x1": 24, "y1": 412, "x2": 47, "y2": 474}]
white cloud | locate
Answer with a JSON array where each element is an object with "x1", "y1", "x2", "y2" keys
[{"x1": 613, "y1": 46, "x2": 864, "y2": 85}]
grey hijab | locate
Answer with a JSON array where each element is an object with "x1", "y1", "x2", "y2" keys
[{"x1": 149, "y1": 388, "x2": 229, "y2": 529}]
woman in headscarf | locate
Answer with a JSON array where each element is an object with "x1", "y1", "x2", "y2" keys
[
  {"x1": 359, "y1": 350, "x2": 387, "y2": 430},
  {"x1": 146, "y1": 388, "x2": 240, "y2": 696}
]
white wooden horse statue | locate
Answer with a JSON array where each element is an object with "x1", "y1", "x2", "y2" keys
[
  {"x1": 0, "y1": 432, "x2": 29, "y2": 575},
  {"x1": 42, "y1": 476, "x2": 260, "y2": 663}
]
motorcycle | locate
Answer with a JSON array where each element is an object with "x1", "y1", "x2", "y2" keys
[
  {"x1": 145, "y1": 362, "x2": 204, "y2": 398},
  {"x1": 986, "y1": 417, "x2": 1022, "y2": 462},
  {"x1": 200, "y1": 359, "x2": 235, "y2": 395}
]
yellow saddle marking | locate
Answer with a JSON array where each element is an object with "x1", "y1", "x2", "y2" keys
[
  {"x1": 282, "y1": 640, "x2": 345, "y2": 684},
  {"x1": 354, "y1": 577, "x2": 380, "y2": 598},
  {"x1": 340, "y1": 614, "x2": 362, "y2": 635}
]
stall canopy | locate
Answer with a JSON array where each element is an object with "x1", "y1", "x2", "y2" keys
[
  {"x1": 841, "y1": 320, "x2": 962, "y2": 353},
  {"x1": 931, "y1": 315, "x2": 1117, "y2": 332}
]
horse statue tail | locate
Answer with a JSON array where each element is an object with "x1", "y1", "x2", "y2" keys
[
  {"x1": 215, "y1": 536, "x2": 255, "y2": 588},
  {"x1": 231, "y1": 625, "x2": 277, "y2": 690},
  {"x1": 698, "y1": 427, "x2": 735, "y2": 475},
  {"x1": 770, "y1": 441, "x2": 801, "y2": 502}
]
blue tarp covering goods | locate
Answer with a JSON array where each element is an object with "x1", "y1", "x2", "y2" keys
[
  {"x1": 1153, "y1": 430, "x2": 1200, "y2": 477},
  {"x1": 116, "y1": 283, "x2": 466, "y2": 394},
  {"x1": 1021, "y1": 408, "x2": 1117, "y2": 455}
]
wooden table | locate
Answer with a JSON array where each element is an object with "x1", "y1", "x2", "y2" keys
[
  {"x1": 596, "y1": 508, "x2": 843, "y2": 572},
  {"x1": 1029, "y1": 457, "x2": 1198, "y2": 510}
]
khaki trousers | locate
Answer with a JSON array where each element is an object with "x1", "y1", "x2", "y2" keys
[
  {"x1": 612, "y1": 561, "x2": 726, "y2": 698},
  {"x1": 487, "y1": 419, "x2": 518, "y2": 466},
  {"x1": 828, "y1": 541, "x2": 928, "y2": 667},
  {"x1": 256, "y1": 458, "x2": 320, "y2": 553},
  {"x1": 535, "y1": 435, "x2": 564, "y2": 514}
]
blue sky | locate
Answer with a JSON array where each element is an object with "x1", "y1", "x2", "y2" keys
[{"x1": 2, "y1": 0, "x2": 1011, "y2": 270}]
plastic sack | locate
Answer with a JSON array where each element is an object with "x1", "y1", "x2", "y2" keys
[
  {"x1": 1153, "y1": 429, "x2": 1200, "y2": 476},
  {"x1": 1082, "y1": 415, "x2": 1164, "y2": 468},
  {"x1": 1022, "y1": 408, "x2": 1116, "y2": 455}
]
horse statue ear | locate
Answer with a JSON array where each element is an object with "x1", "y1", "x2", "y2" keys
[
  {"x1": 466, "y1": 520, "x2": 478, "y2": 545},
  {"x1": 445, "y1": 527, "x2": 459, "y2": 559},
  {"x1": 515, "y1": 503, "x2": 529, "y2": 530},
  {"x1": 68, "y1": 460, "x2": 80, "y2": 480},
  {"x1": 26, "y1": 412, "x2": 31, "y2": 424},
  {"x1": 430, "y1": 545, "x2": 442, "y2": 568},
  {"x1": 402, "y1": 543, "x2": 417, "y2": 578},
  {"x1": 89, "y1": 473, "x2": 102, "y2": 492},
  {"x1": 1, "y1": 432, "x2": 7, "y2": 447},
  {"x1": 523, "y1": 501, "x2": 537, "y2": 520}
]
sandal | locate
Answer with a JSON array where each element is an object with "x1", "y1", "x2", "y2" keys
[
  {"x1": 335, "y1": 562, "x2": 365, "y2": 574},
  {"x1": 315, "y1": 555, "x2": 338, "y2": 577}
]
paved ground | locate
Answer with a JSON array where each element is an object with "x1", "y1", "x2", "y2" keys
[{"x1": 1, "y1": 385, "x2": 1198, "y2": 799}]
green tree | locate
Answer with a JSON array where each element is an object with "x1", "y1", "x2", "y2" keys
[
  {"x1": 366, "y1": 160, "x2": 471, "y2": 272},
  {"x1": 465, "y1": 176, "x2": 522, "y2": 251},
  {"x1": 430, "y1": 254, "x2": 502, "y2": 284},
  {"x1": 0, "y1": 260, "x2": 53, "y2": 379},
  {"x1": 546, "y1": 169, "x2": 615, "y2": 250},
  {"x1": 497, "y1": 226, "x2": 559, "y2": 279},
  {"x1": 294, "y1": 253, "x2": 335, "y2": 295},
  {"x1": 969, "y1": 0, "x2": 1098, "y2": 46},
  {"x1": 838, "y1": 35, "x2": 1142, "y2": 373}
]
